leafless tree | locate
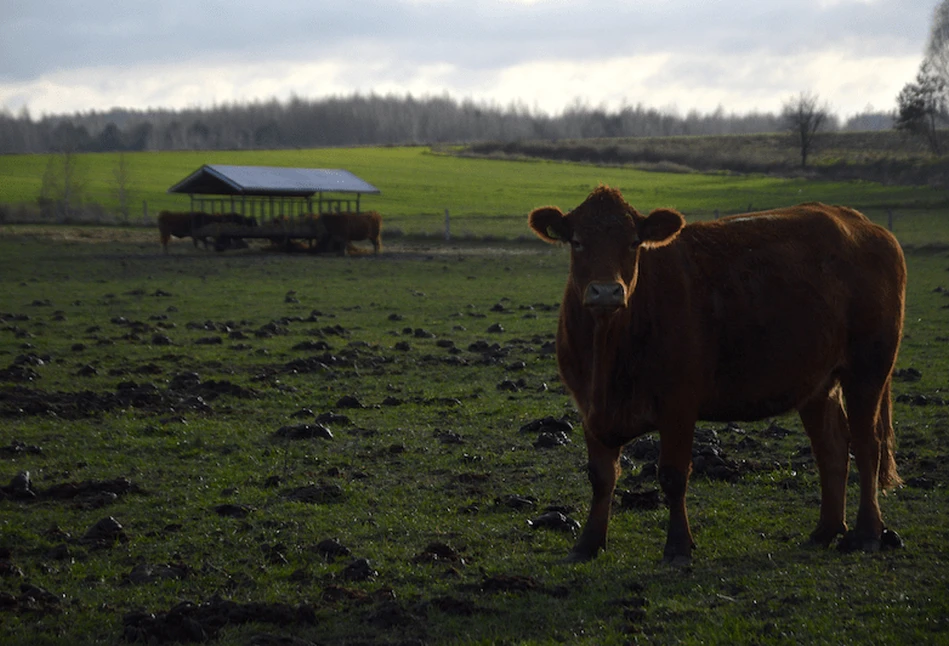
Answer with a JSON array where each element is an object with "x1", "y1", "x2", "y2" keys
[
  {"x1": 38, "y1": 150, "x2": 85, "y2": 222},
  {"x1": 926, "y1": 0, "x2": 949, "y2": 82},
  {"x1": 111, "y1": 152, "x2": 133, "y2": 223},
  {"x1": 782, "y1": 92, "x2": 830, "y2": 169}
]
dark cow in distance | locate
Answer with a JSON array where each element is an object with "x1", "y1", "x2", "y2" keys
[
  {"x1": 316, "y1": 212, "x2": 382, "y2": 255},
  {"x1": 157, "y1": 211, "x2": 256, "y2": 253},
  {"x1": 529, "y1": 186, "x2": 906, "y2": 564},
  {"x1": 157, "y1": 211, "x2": 199, "y2": 253},
  {"x1": 194, "y1": 212, "x2": 257, "y2": 251}
]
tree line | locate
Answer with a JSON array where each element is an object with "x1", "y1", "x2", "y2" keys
[
  {"x1": 896, "y1": 0, "x2": 949, "y2": 154},
  {"x1": 0, "y1": 93, "x2": 893, "y2": 156}
]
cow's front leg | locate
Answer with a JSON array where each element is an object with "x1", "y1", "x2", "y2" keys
[
  {"x1": 659, "y1": 425, "x2": 695, "y2": 564},
  {"x1": 566, "y1": 435, "x2": 621, "y2": 562}
]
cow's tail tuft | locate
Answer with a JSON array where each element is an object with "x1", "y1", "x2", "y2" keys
[
  {"x1": 878, "y1": 380, "x2": 901, "y2": 491},
  {"x1": 345, "y1": 243, "x2": 374, "y2": 256}
]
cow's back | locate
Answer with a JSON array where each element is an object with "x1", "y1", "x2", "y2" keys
[
  {"x1": 655, "y1": 203, "x2": 903, "y2": 421},
  {"x1": 558, "y1": 202, "x2": 905, "y2": 429}
]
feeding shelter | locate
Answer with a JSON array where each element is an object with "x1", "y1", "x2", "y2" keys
[{"x1": 167, "y1": 164, "x2": 381, "y2": 221}]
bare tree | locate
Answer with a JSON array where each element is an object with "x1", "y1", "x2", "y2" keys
[
  {"x1": 926, "y1": 0, "x2": 949, "y2": 82},
  {"x1": 782, "y1": 92, "x2": 829, "y2": 169},
  {"x1": 38, "y1": 150, "x2": 85, "y2": 222},
  {"x1": 111, "y1": 152, "x2": 133, "y2": 224}
]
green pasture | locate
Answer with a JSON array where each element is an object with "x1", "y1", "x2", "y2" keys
[
  {"x1": 0, "y1": 229, "x2": 947, "y2": 644},
  {"x1": 2, "y1": 146, "x2": 949, "y2": 243}
]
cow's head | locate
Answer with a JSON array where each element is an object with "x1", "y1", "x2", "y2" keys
[{"x1": 529, "y1": 186, "x2": 684, "y2": 313}]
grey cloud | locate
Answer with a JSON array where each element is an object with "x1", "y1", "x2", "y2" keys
[{"x1": 0, "y1": 0, "x2": 934, "y2": 83}]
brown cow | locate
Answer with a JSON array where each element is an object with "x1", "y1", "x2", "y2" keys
[
  {"x1": 195, "y1": 212, "x2": 257, "y2": 251},
  {"x1": 529, "y1": 186, "x2": 905, "y2": 564},
  {"x1": 316, "y1": 212, "x2": 382, "y2": 255},
  {"x1": 157, "y1": 211, "x2": 199, "y2": 253},
  {"x1": 158, "y1": 211, "x2": 256, "y2": 252}
]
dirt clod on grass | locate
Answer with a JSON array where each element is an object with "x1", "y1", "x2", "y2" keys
[
  {"x1": 272, "y1": 423, "x2": 333, "y2": 441},
  {"x1": 1, "y1": 475, "x2": 143, "y2": 506},
  {"x1": 121, "y1": 597, "x2": 316, "y2": 644},
  {"x1": 527, "y1": 511, "x2": 581, "y2": 533}
]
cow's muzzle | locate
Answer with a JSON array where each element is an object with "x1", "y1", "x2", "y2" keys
[{"x1": 583, "y1": 282, "x2": 626, "y2": 310}]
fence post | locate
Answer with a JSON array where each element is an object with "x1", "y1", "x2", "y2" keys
[
  {"x1": 444, "y1": 208, "x2": 451, "y2": 241},
  {"x1": 887, "y1": 208, "x2": 894, "y2": 232},
  {"x1": 714, "y1": 209, "x2": 720, "y2": 220},
  {"x1": 143, "y1": 201, "x2": 149, "y2": 226}
]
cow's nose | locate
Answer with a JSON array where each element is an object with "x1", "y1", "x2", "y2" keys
[{"x1": 583, "y1": 282, "x2": 626, "y2": 309}]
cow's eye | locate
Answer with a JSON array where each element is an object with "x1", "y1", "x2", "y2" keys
[{"x1": 570, "y1": 238, "x2": 584, "y2": 252}]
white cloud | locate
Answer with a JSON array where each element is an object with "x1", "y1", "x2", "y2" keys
[
  {"x1": 0, "y1": 0, "x2": 933, "y2": 118},
  {"x1": 0, "y1": 45, "x2": 921, "y2": 119}
]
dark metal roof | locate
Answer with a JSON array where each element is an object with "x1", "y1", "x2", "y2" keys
[{"x1": 168, "y1": 164, "x2": 381, "y2": 197}]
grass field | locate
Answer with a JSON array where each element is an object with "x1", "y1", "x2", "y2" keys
[
  {"x1": 0, "y1": 226, "x2": 948, "y2": 644},
  {"x1": 2, "y1": 146, "x2": 949, "y2": 243}
]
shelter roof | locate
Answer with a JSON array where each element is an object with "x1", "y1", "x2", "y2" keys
[{"x1": 168, "y1": 164, "x2": 381, "y2": 197}]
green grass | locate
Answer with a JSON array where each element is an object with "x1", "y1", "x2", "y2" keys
[
  {"x1": 0, "y1": 232, "x2": 948, "y2": 645},
  {"x1": 3, "y1": 146, "x2": 948, "y2": 243}
]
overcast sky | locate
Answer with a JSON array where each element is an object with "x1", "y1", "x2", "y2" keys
[{"x1": 0, "y1": 0, "x2": 937, "y2": 119}]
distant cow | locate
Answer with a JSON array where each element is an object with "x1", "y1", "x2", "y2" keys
[
  {"x1": 195, "y1": 213, "x2": 257, "y2": 252},
  {"x1": 157, "y1": 211, "x2": 200, "y2": 253},
  {"x1": 317, "y1": 212, "x2": 382, "y2": 255},
  {"x1": 157, "y1": 211, "x2": 256, "y2": 253},
  {"x1": 529, "y1": 186, "x2": 906, "y2": 563}
]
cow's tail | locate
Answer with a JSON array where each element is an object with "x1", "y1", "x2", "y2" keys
[
  {"x1": 877, "y1": 379, "x2": 901, "y2": 491},
  {"x1": 345, "y1": 243, "x2": 375, "y2": 256},
  {"x1": 368, "y1": 212, "x2": 382, "y2": 254},
  {"x1": 157, "y1": 211, "x2": 170, "y2": 253}
]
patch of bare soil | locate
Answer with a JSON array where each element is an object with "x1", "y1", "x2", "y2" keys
[
  {"x1": 121, "y1": 597, "x2": 317, "y2": 644},
  {"x1": 0, "y1": 374, "x2": 257, "y2": 419},
  {"x1": 0, "y1": 472, "x2": 144, "y2": 506},
  {"x1": 1, "y1": 225, "x2": 156, "y2": 245}
]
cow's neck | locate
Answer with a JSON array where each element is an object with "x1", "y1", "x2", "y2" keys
[{"x1": 581, "y1": 251, "x2": 671, "y2": 442}]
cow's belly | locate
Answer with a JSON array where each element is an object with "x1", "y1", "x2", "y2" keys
[
  {"x1": 701, "y1": 358, "x2": 839, "y2": 422},
  {"x1": 698, "y1": 392, "x2": 805, "y2": 422}
]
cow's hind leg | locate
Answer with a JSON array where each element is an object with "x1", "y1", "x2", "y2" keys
[
  {"x1": 838, "y1": 373, "x2": 901, "y2": 552},
  {"x1": 567, "y1": 436, "x2": 621, "y2": 562},
  {"x1": 798, "y1": 385, "x2": 850, "y2": 546}
]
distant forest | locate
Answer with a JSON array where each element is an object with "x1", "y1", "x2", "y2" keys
[{"x1": 0, "y1": 93, "x2": 895, "y2": 155}]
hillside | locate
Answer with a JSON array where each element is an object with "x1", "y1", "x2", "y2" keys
[{"x1": 459, "y1": 130, "x2": 949, "y2": 186}]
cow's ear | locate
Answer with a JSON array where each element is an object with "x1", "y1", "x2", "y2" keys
[
  {"x1": 529, "y1": 207, "x2": 571, "y2": 244},
  {"x1": 639, "y1": 208, "x2": 685, "y2": 247}
]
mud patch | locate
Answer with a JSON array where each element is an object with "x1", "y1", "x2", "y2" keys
[
  {"x1": 121, "y1": 597, "x2": 316, "y2": 644},
  {"x1": 0, "y1": 373, "x2": 258, "y2": 419},
  {"x1": 1, "y1": 474, "x2": 143, "y2": 505}
]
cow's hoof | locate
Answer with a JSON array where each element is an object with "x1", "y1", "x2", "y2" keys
[
  {"x1": 837, "y1": 530, "x2": 877, "y2": 553},
  {"x1": 807, "y1": 525, "x2": 845, "y2": 548},
  {"x1": 563, "y1": 549, "x2": 597, "y2": 564},
  {"x1": 662, "y1": 554, "x2": 692, "y2": 568},
  {"x1": 837, "y1": 528, "x2": 902, "y2": 553},
  {"x1": 662, "y1": 545, "x2": 693, "y2": 566}
]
